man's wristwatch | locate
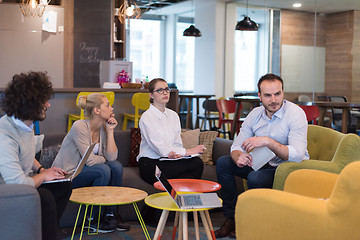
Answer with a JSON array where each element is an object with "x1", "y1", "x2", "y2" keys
[{"x1": 37, "y1": 166, "x2": 44, "y2": 174}]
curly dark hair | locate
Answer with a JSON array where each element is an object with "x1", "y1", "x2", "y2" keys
[
  {"x1": 1, "y1": 71, "x2": 54, "y2": 121},
  {"x1": 257, "y1": 73, "x2": 284, "y2": 93}
]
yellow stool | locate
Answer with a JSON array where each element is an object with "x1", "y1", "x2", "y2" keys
[
  {"x1": 122, "y1": 92, "x2": 150, "y2": 130},
  {"x1": 145, "y1": 192, "x2": 220, "y2": 240},
  {"x1": 67, "y1": 91, "x2": 115, "y2": 132}
]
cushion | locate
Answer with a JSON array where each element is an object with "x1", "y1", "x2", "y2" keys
[
  {"x1": 34, "y1": 134, "x2": 44, "y2": 154},
  {"x1": 199, "y1": 131, "x2": 218, "y2": 165},
  {"x1": 39, "y1": 144, "x2": 61, "y2": 169},
  {"x1": 129, "y1": 127, "x2": 141, "y2": 167},
  {"x1": 181, "y1": 129, "x2": 218, "y2": 165},
  {"x1": 181, "y1": 129, "x2": 200, "y2": 149}
]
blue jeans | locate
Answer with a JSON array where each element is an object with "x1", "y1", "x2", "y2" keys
[
  {"x1": 216, "y1": 155, "x2": 276, "y2": 220},
  {"x1": 73, "y1": 161, "x2": 124, "y2": 214}
]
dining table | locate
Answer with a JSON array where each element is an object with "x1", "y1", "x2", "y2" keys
[
  {"x1": 314, "y1": 101, "x2": 360, "y2": 133},
  {"x1": 229, "y1": 96, "x2": 261, "y2": 140},
  {"x1": 179, "y1": 93, "x2": 215, "y2": 129}
]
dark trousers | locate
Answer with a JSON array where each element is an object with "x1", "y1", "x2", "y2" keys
[
  {"x1": 38, "y1": 181, "x2": 72, "y2": 240},
  {"x1": 138, "y1": 157, "x2": 204, "y2": 185},
  {"x1": 216, "y1": 155, "x2": 276, "y2": 220}
]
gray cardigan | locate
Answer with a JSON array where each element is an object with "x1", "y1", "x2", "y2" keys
[{"x1": 52, "y1": 120, "x2": 118, "y2": 173}]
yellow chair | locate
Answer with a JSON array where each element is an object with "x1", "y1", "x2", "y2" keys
[
  {"x1": 273, "y1": 125, "x2": 360, "y2": 190},
  {"x1": 67, "y1": 91, "x2": 115, "y2": 132},
  {"x1": 122, "y1": 93, "x2": 150, "y2": 130},
  {"x1": 235, "y1": 161, "x2": 360, "y2": 240}
]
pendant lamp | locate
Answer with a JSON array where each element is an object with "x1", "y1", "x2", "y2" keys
[
  {"x1": 183, "y1": 25, "x2": 202, "y2": 37},
  {"x1": 183, "y1": 0, "x2": 202, "y2": 37},
  {"x1": 235, "y1": 0, "x2": 258, "y2": 31}
]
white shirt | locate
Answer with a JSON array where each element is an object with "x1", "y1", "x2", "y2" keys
[
  {"x1": 231, "y1": 100, "x2": 309, "y2": 166},
  {"x1": 137, "y1": 104, "x2": 186, "y2": 161}
]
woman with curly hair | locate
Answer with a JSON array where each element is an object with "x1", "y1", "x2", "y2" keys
[
  {"x1": 52, "y1": 92, "x2": 130, "y2": 233},
  {"x1": 0, "y1": 71, "x2": 72, "y2": 240}
]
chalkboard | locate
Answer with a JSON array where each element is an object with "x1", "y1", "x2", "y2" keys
[{"x1": 74, "y1": 0, "x2": 112, "y2": 88}]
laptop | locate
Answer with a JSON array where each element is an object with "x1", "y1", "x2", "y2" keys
[
  {"x1": 42, "y1": 143, "x2": 96, "y2": 184},
  {"x1": 155, "y1": 166, "x2": 222, "y2": 209}
]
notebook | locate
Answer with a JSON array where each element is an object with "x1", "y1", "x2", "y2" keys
[
  {"x1": 249, "y1": 146, "x2": 276, "y2": 171},
  {"x1": 159, "y1": 153, "x2": 201, "y2": 161},
  {"x1": 42, "y1": 143, "x2": 96, "y2": 184},
  {"x1": 155, "y1": 165, "x2": 222, "y2": 209}
]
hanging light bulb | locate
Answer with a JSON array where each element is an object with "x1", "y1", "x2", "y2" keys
[
  {"x1": 183, "y1": 0, "x2": 202, "y2": 37},
  {"x1": 20, "y1": 0, "x2": 50, "y2": 18},
  {"x1": 235, "y1": 0, "x2": 259, "y2": 31},
  {"x1": 118, "y1": 0, "x2": 142, "y2": 24},
  {"x1": 126, "y1": 5, "x2": 135, "y2": 17},
  {"x1": 30, "y1": 0, "x2": 37, "y2": 8}
]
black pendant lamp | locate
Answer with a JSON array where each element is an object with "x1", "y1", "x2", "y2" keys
[
  {"x1": 235, "y1": 0, "x2": 258, "y2": 31},
  {"x1": 183, "y1": 0, "x2": 202, "y2": 37},
  {"x1": 183, "y1": 25, "x2": 202, "y2": 37}
]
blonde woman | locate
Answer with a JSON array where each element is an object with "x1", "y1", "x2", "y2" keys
[{"x1": 52, "y1": 93, "x2": 129, "y2": 233}]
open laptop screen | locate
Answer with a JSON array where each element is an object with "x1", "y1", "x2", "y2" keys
[{"x1": 155, "y1": 165, "x2": 177, "y2": 200}]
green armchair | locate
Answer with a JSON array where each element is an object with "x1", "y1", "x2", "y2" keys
[{"x1": 273, "y1": 125, "x2": 360, "y2": 190}]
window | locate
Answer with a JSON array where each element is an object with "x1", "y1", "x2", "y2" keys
[
  {"x1": 234, "y1": 7, "x2": 270, "y2": 93},
  {"x1": 128, "y1": 19, "x2": 161, "y2": 82},
  {"x1": 175, "y1": 22, "x2": 195, "y2": 91}
]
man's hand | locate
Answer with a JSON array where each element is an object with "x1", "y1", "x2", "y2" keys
[
  {"x1": 241, "y1": 136, "x2": 270, "y2": 152},
  {"x1": 231, "y1": 150, "x2": 253, "y2": 168},
  {"x1": 41, "y1": 167, "x2": 68, "y2": 182},
  {"x1": 235, "y1": 152, "x2": 253, "y2": 168}
]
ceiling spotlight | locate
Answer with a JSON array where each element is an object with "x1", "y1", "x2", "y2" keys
[{"x1": 292, "y1": 3, "x2": 302, "y2": 8}]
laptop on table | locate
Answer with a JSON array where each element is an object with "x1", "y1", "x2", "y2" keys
[
  {"x1": 42, "y1": 143, "x2": 96, "y2": 184},
  {"x1": 155, "y1": 165, "x2": 222, "y2": 210}
]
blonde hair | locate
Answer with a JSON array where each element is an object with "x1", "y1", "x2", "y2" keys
[{"x1": 77, "y1": 93, "x2": 105, "y2": 118}]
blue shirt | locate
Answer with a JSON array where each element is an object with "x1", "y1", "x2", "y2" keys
[{"x1": 231, "y1": 100, "x2": 309, "y2": 166}]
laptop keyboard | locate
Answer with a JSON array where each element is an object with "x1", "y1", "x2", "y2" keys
[{"x1": 183, "y1": 195, "x2": 203, "y2": 206}]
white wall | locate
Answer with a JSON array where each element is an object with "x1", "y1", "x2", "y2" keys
[
  {"x1": 194, "y1": 0, "x2": 226, "y2": 97},
  {"x1": 0, "y1": 4, "x2": 64, "y2": 88}
]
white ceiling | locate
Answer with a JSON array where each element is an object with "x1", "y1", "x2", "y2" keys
[
  {"x1": 147, "y1": 0, "x2": 360, "y2": 16},
  {"x1": 245, "y1": 0, "x2": 360, "y2": 13}
]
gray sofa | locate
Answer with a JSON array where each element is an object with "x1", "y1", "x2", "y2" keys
[
  {"x1": 0, "y1": 184, "x2": 42, "y2": 240},
  {"x1": 47, "y1": 130, "x2": 237, "y2": 227}
]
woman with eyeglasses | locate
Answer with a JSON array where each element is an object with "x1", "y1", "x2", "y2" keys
[{"x1": 137, "y1": 78, "x2": 205, "y2": 185}]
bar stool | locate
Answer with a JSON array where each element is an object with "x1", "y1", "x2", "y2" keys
[{"x1": 67, "y1": 91, "x2": 115, "y2": 132}]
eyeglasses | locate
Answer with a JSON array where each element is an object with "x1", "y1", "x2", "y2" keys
[{"x1": 154, "y1": 87, "x2": 171, "y2": 94}]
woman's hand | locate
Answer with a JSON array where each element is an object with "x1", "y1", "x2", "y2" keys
[
  {"x1": 186, "y1": 145, "x2": 205, "y2": 156},
  {"x1": 168, "y1": 151, "x2": 182, "y2": 159},
  {"x1": 105, "y1": 114, "x2": 118, "y2": 131}
]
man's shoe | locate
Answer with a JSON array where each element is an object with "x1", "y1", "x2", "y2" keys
[
  {"x1": 113, "y1": 214, "x2": 131, "y2": 231},
  {"x1": 85, "y1": 215, "x2": 116, "y2": 233},
  {"x1": 214, "y1": 218, "x2": 235, "y2": 238}
]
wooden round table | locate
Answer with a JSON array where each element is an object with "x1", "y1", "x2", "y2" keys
[{"x1": 69, "y1": 186, "x2": 149, "y2": 240}]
